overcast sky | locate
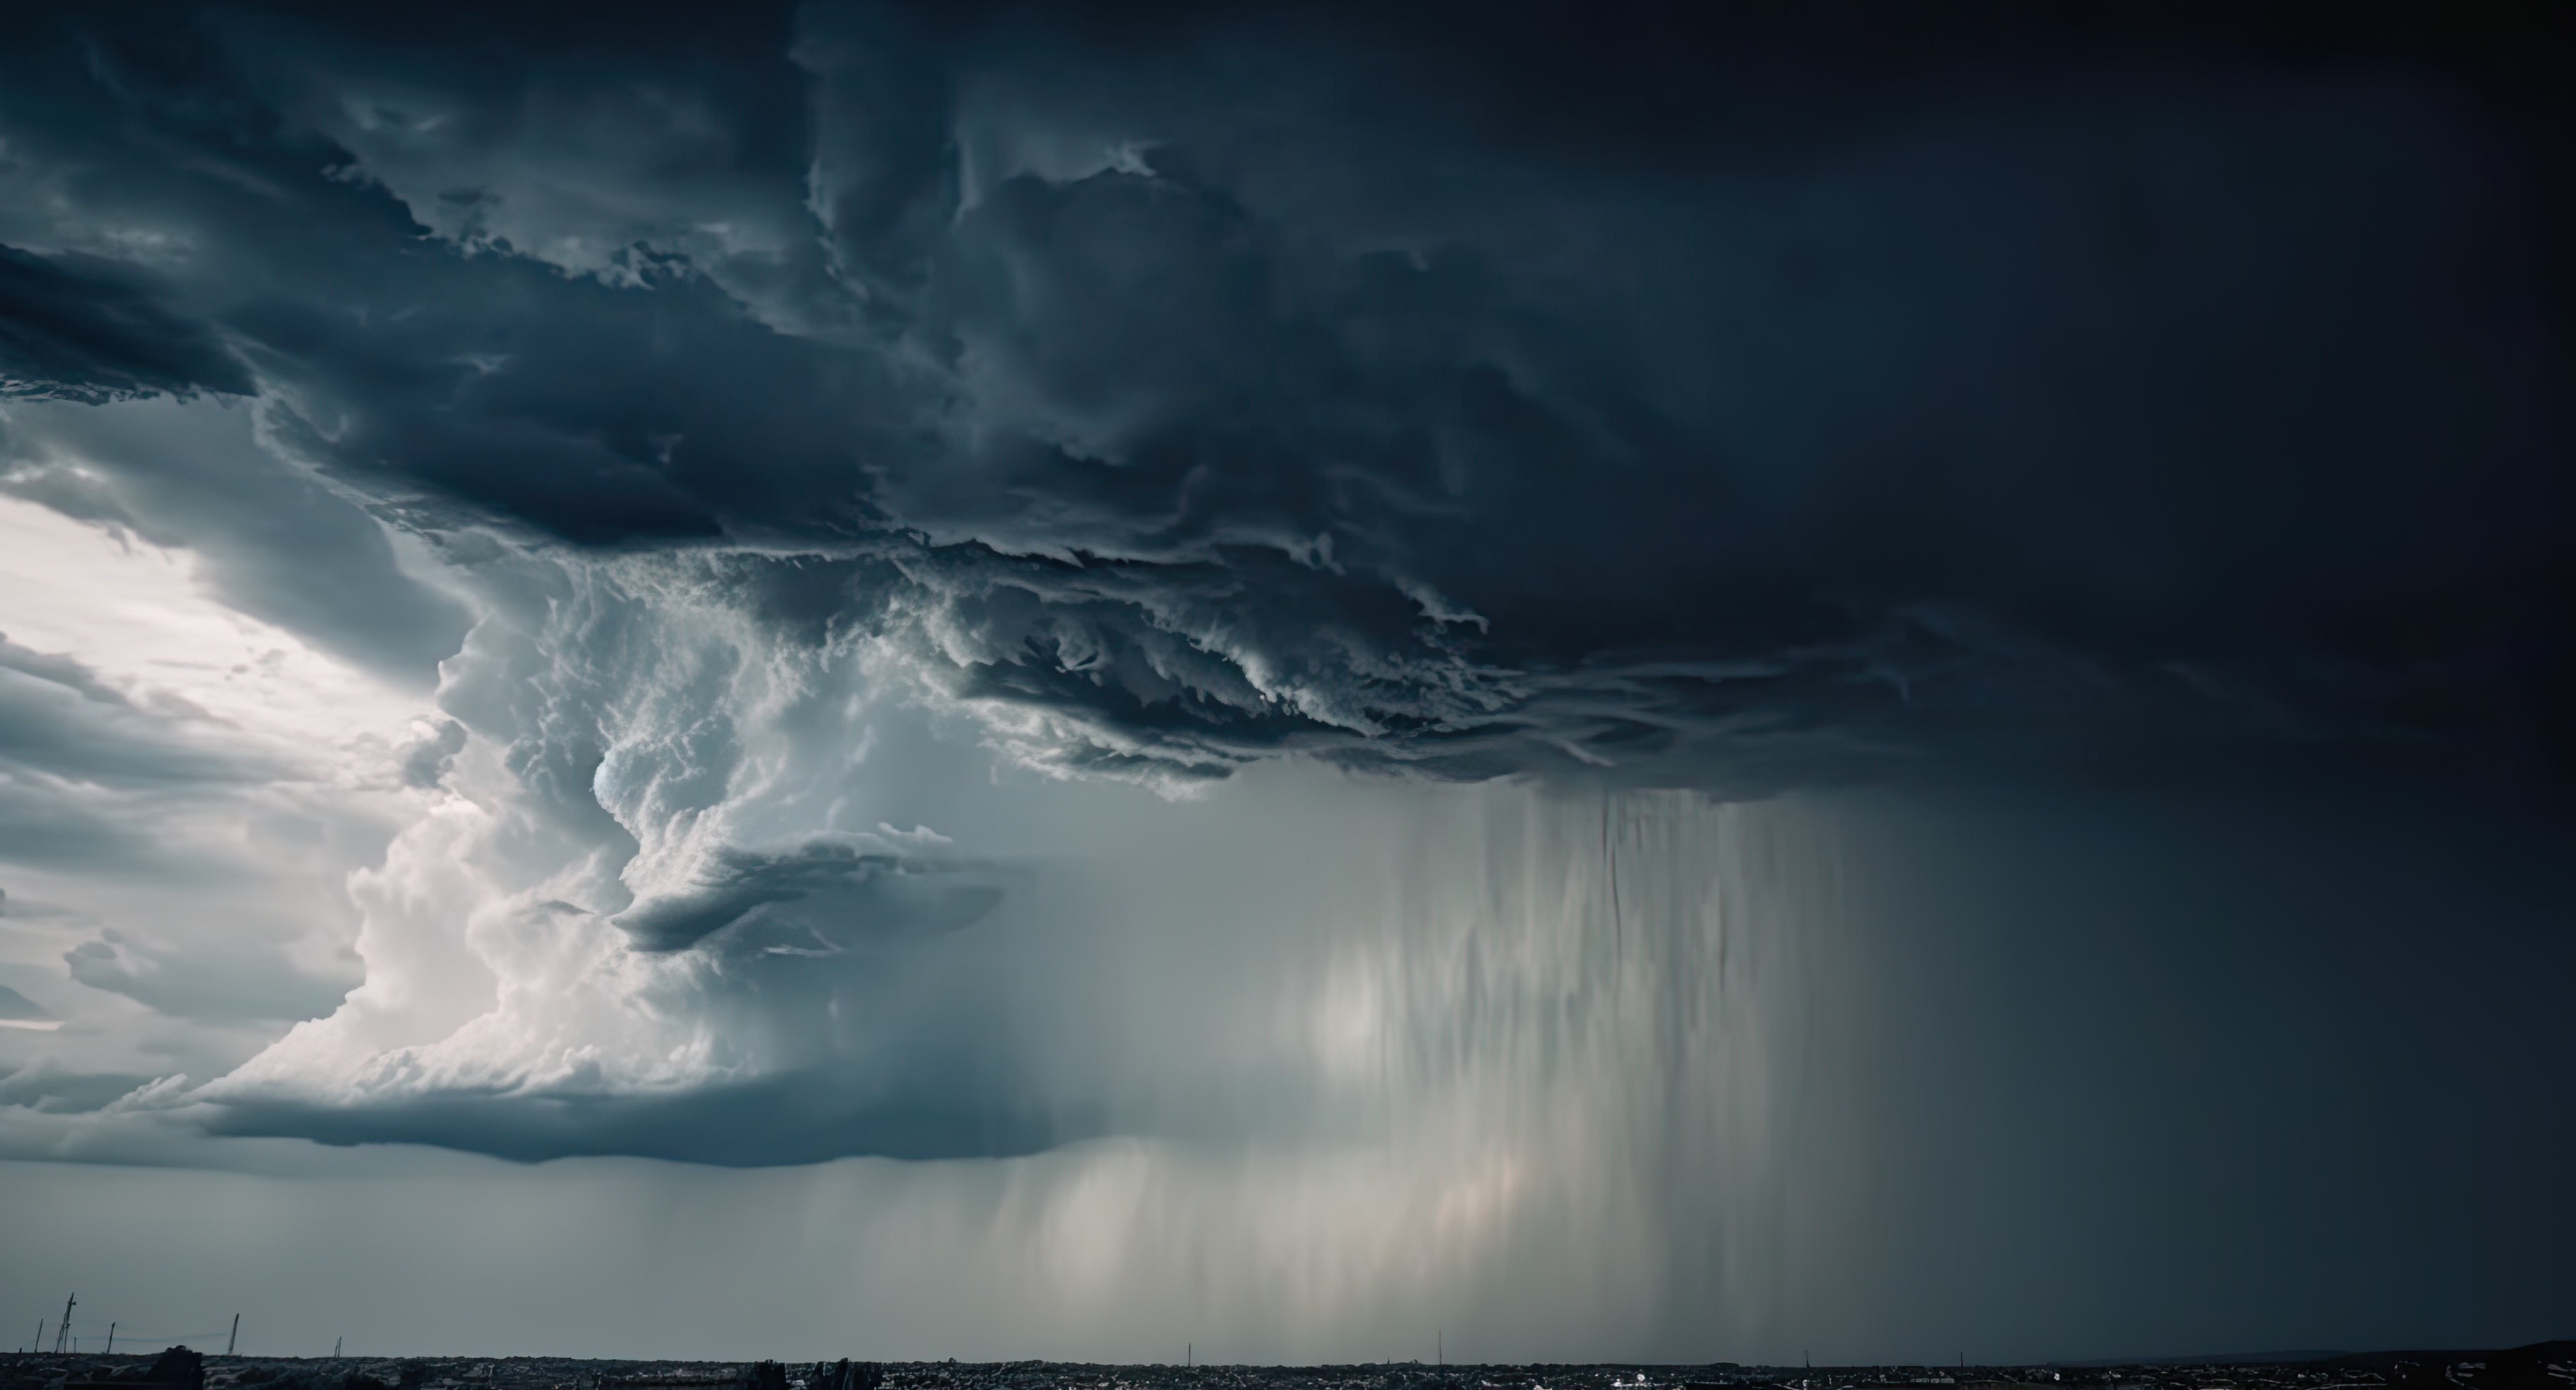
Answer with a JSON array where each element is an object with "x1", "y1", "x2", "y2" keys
[{"x1": 2, "y1": 0, "x2": 2570, "y2": 1366}]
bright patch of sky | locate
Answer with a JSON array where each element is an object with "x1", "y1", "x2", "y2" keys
[{"x1": 0, "y1": 490, "x2": 432, "y2": 752}]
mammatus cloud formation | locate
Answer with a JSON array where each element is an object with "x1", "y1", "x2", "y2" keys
[{"x1": 0, "y1": 0, "x2": 2572, "y2": 1360}]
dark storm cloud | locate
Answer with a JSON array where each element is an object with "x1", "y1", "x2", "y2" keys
[
  {"x1": 612, "y1": 839, "x2": 1008, "y2": 952},
  {"x1": 0, "y1": 0, "x2": 2568, "y2": 796},
  {"x1": 0, "y1": 246, "x2": 253, "y2": 403},
  {"x1": 205, "y1": 1069, "x2": 1084, "y2": 1164}
]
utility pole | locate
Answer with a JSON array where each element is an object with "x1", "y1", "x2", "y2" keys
[
  {"x1": 228, "y1": 1315, "x2": 240, "y2": 1357},
  {"x1": 106, "y1": 1323, "x2": 115, "y2": 1355},
  {"x1": 54, "y1": 1294, "x2": 74, "y2": 1354}
]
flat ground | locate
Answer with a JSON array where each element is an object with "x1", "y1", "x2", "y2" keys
[{"x1": 3, "y1": 1345, "x2": 2569, "y2": 1390}]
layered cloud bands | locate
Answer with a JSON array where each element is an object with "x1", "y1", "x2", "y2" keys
[
  {"x1": 0, "y1": 0, "x2": 2570, "y2": 1191},
  {"x1": 0, "y1": 16, "x2": 2572, "y2": 1359},
  {"x1": 0, "y1": 1, "x2": 2564, "y2": 795}
]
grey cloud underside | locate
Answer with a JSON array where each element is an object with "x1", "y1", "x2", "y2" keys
[
  {"x1": 0, "y1": 634, "x2": 282, "y2": 886},
  {"x1": 63, "y1": 930, "x2": 352, "y2": 1026},
  {"x1": 0, "y1": 783, "x2": 162, "y2": 873},
  {"x1": 0, "y1": 637, "x2": 278, "y2": 790},
  {"x1": 0, "y1": 1, "x2": 2568, "y2": 801},
  {"x1": 613, "y1": 841, "x2": 1008, "y2": 953},
  {"x1": 0, "y1": 1064, "x2": 159, "y2": 1113},
  {"x1": 0, "y1": 984, "x2": 47, "y2": 1021},
  {"x1": 205, "y1": 1074, "x2": 1088, "y2": 1164},
  {"x1": 0, "y1": 402, "x2": 475, "y2": 689}
]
